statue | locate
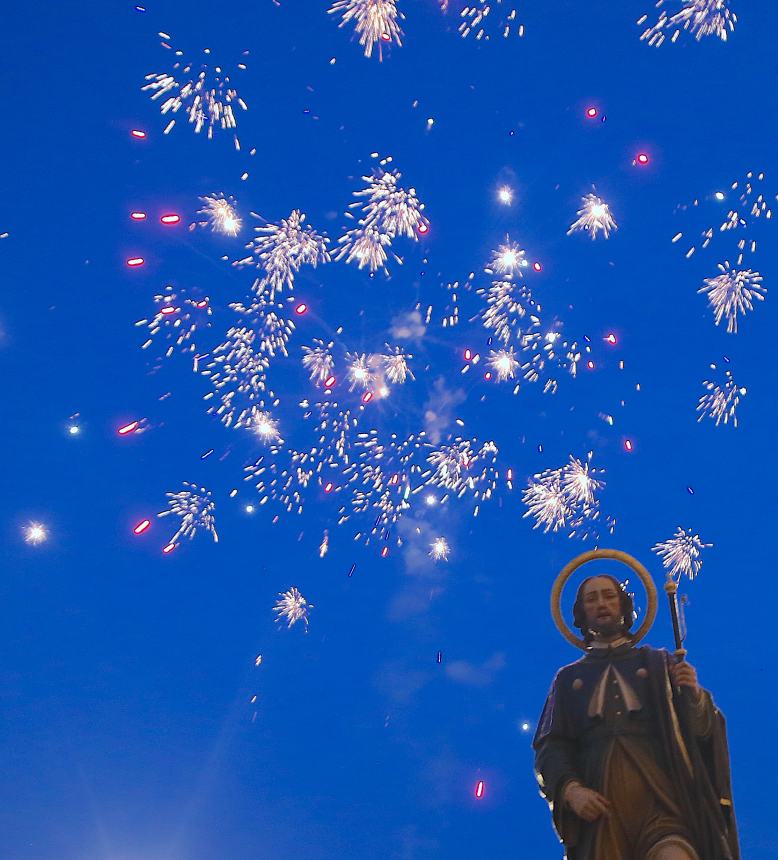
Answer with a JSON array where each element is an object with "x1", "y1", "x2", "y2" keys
[{"x1": 533, "y1": 549, "x2": 739, "y2": 860}]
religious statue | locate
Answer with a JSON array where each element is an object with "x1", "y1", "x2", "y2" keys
[{"x1": 533, "y1": 549, "x2": 739, "y2": 860}]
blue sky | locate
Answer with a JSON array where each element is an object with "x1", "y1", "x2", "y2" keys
[{"x1": 1, "y1": 1, "x2": 776, "y2": 858}]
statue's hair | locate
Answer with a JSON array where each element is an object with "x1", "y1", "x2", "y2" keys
[{"x1": 572, "y1": 573, "x2": 636, "y2": 644}]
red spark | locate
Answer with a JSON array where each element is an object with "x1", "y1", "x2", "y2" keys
[
  {"x1": 475, "y1": 780, "x2": 485, "y2": 799},
  {"x1": 587, "y1": 360, "x2": 595, "y2": 370},
  {"x1": 586, "y1": 106, "x2": 598, "y2": 118},
  {"x1": 160, "y1": 306, "x2": 177, "y2": 315},
  {"x1": 195, "y1": 299, "x2": 209, "y2": 309},
  {"x1": 131, "y1": 129, "x2": 147, "y2": 139},
  {"x1": 362, "y1": 392, "x2": 373, "y2": 403},
  {"x1": 160, "y1": 214, "x2": 181, "y2": 225},
  {"x1": 324, "y1": 482, "x2": 334, "y2": 493},
  {"x1": 464, "y1": 348, "x2": 472, "y2": 361},
  {"x1": 117, "y1": 421, "x2": 139, "y2": 436},
  {"x1": 295, "y1": 303, "x2": 308, "y2": 315},
  {"x1": 133, "y1": 519, "x2": 151, "y2": 535},
  {"x1": 636, "y1": 152, "x2": 650, "y2": 166},
  {"x1": 532, "y1": 261, "x2": 542, "y2": 272},
  {"x1": 380, "y1": 32, "x2": 391, "y2": 41},
  {"x1": 624, "y1": 439, "x2": 634, "y2": 452},
  {"x1": 162, "y1": 543, "x2": 176, "y2": 554},
  {"x1": 484, "y1": 371, "x2": 492, "y2": 381},
  {"x1": 605, "y1": 333, "x2": 617, "y2": 344},
  {"x1": 417, "y1": 222, "x2": 429, "y2": 235},
  {"x1": 381, "y1": 546, "x2": 389, "y2": 557},
  {"x1": 324, "y1": 375, "x2": 336, "y2": 389},
  {"x1": 130, "y1": 212, "x2": 147, "y2": 221},
  {"x1": 126, "y1": 257, "x2": 145, "y2": 267}
]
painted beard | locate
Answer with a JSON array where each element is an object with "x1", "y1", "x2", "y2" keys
[{"x1": 589, "y1": 612, "x2": 624, "y2": 638}]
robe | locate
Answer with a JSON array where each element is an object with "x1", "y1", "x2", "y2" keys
[{"x1": 533, "y1": 642, "x2": 739, "y2": 860}]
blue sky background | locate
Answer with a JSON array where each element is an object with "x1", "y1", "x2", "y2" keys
[{"x1": 2, "y1": 1, "x2": 777, "y2": 857}]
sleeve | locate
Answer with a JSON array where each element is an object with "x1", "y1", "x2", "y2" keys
[
  {"x1": 688, "y1": 688, "x2": 715, "y2": 739},
  {"x1": 533, "y1": 675, "x2": 583, "y2": 846}
]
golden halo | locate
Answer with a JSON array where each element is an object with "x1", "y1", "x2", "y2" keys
[{"x1": 551, "y1": 548, "x2": 658, "y2": 650}]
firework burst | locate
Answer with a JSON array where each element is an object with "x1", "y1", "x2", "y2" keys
[
  {"x1": 329, "y1": 0, "x2": 404, "y2": 60},
  {"x1": 158, "y1": 482, "x2": 218, "y2": 544},
  {"x1": 488, "y1": 347, "x2": 519, "y2": 382},
  {"x1": 698, "y1": 262, "x2": 766, "y2": 333},
  {"x1": 638, "y1": 0, "x2": 736, "y2": 46},
  {"x1": 273, "y1": 586, "x2": 312, "y2": 629},
  {"x1": 24, "y1": 522, "x2": 48, "y2": 545},
  {"x1": 567, "y1": 194, "x2": 618, "y2": 240},
  {"x1": 381, "y1": 346, "x2": 414, "y2": 384},
  {"x1": 236, "y1": 210, "x2": 330, "y2": 299},
  {"x1": 302, "y1": 340, "x2": 336, "y2": 384},
  {"x1": 697, "y1": 365, "x2": 745, "y2": 426},
  {"x1": 201, "y1": 327, "x2": 276, "y2": 429},
  {"x1": 195, "y1": 193, "x2": 241, "y2": 236},
  {"x1": 429, "y1": 537, "x2": 450, "y2": 560},
  {"x1": 522, "y1": 454, "x2": 611, "y2": 539},
  {"x1": 230, "y1": 296, "x2": 297, "y2": 357},
  {"x1": 653, "y1": 526, "x2": 711, "y2": 580},
  {"x1": 142, "y1": 37, "x2": 248, "y2": 148}
]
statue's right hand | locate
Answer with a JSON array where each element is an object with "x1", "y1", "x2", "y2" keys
[{"x1": 564, "y1": 783, "x2": 611, "y2": 822}]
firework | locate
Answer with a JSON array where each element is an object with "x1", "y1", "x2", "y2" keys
[
  {"x1": 430, "y1": 537, "x2": 450, "y2": 560},
  {"x1": 653, "y1": 526, "x2": 711, "y2": 580},
  {"x1": 488, "y1": 347, "x2": 519, "y2": 382},
  {"x1": 195, "y1": 193, "x2": 241, "y2": 236},
  {"x1": 477, "y1": 281, "x2": 539, "y2": 344},
  {"x1": 486, "y1": 240, "x2": 527, "y2": 277},
  {"x1": 251, "y1": 410, "x2": 282, "y2": 442},
  {"x1": 273, "y1": 586, "x2": 312, "y2": 629},
  {"x1": 329, "y1": 0, "x2": 404, "y2": 60},
  {"x1": 201, "y1": 327, "x2": 276, "y2": 429},
  {"x1": 381, "y1": 346, "x2": 414, "y2": 384},
  {"x1": 698, "y1": 262, "x2": 765, "y2": 333},
  {"x1": 337, "y1": 160, "x2": 427, "y2": 274},
  {"x1": 24, "y1": 522, "x2": 48, "y2": 545},
  {"x1": 522, "y1": 454, "x2": 610, "y2": 539},
  {"x1": 638, "y1": 0, "x2": 736, "y2": 46},
  {"x1": 459, "y1": 1, "x2": 525, "y2": 40},
  {"x1": 346, "y1": 353, "x2": 376, "y2": 391},
  {"x1": 302, "y1": 340, "x2": 336, "y2": 384},
  {"x1": 236, "y1": 210, "x2": 330, "y2": 299},
  {"x1": 230, "y1": 296, "x2": 297, "y2": 357},
  {"x1": 135, "y1": 285, "x2": 212, "y2": 362},
  {"x1": 158, "y1": 482, "x2": 218, "y2": 544},
  {"x1": 673, "y1": 171, "x2": 774, "y2": 264},
  {"x1": 697, "y1": 366, "x2": 745, "y2": 426},
  {"x1": 567, "y1": 194, "x2": 618, "y2": 240},
  {"x1": 142, "y1": 38, "x2": 247, "y2": 148}
]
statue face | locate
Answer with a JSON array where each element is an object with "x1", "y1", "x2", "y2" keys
[{"x1": 581, "y1": 576, "x2": 623, "y2": 637}]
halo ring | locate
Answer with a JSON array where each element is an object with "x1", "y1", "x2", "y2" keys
[{"x1": 551, "y1": 548, "x2": 657, "y2": 650}]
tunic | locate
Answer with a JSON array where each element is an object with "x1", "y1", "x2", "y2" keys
[{"x1": 533, "y1": 641, "x2": 739, "y2": 860}]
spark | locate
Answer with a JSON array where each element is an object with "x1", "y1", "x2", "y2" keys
[
  {"x1": 487, "y1": 347, "x2": 519, "y2": 381},
  {"x1": 336, "y1": 223, "x2": 393, "y2": 273},
  {"x1": 697, "y1": 366, "x2": 745, "y2": 427},
  {"x1": 236, "y1": 210, "x2": 330, "y2": 299},
  {"x1": 459, "y1": 1, "x2": 525, "y2": 40},
  {"x1": 142, "y1": 39, "x2": 248, "y2": 148},
  {"x1": 273, "y1": 586, "x2": 312, "y2": 629},
  {"x1": 158, "y1": 482, "x2": 218, "y2": 543},
  {"x1": 430, "y1": 537, "x2": 450, "y2": 561},
  {"x1": 653, "y1": 526, "x2": 711, "y2": 581},
  {"x1": 567, "y1": 194, "x2": 618, "y2": 240},
  {"x1": 329, "y1": 0, "x2": 404, "y2": 60},
  {"x1": 477, "y1": 280, "x2": 539, "y2": 344},
  {"x1": 251, "y1": 410, "x2": 281, "y2": 442},
  {"x1": 24, "y1": 522, "x2": 48, "y2": 545},
  {"x1": 497, "y1": 185, "x2": 514, "y2": 205},
  {"x1": 196, "y1": 193, "x2": 242, "y2": 236},
  {"x1": 698, "y1": 262, "x2": 765, "y2": 333},
  {"x1": 638, "y1": 0, "x2": 736, "y2": 47},
  {"x1": 230, "y1": 295, "x2": 297, "y2": 357}
]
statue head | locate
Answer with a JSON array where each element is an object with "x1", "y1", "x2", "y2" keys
[{"x1": 572, "y1": 574, "x2": 635, "y2": 643}]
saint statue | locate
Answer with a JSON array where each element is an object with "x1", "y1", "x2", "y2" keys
[{"x1": 533, "y1": 549, "x2": 739, "y2": 860}]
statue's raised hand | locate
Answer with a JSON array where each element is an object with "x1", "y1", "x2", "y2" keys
[{"x1": 564, "y1": 782, "x2": 611, "y2": 822}]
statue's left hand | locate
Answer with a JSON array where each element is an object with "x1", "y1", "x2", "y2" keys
[{"x1": 670, "y1": 660, "x2": 700, "y2": 696}]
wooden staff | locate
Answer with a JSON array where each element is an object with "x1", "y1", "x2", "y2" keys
[{"x1": 664, "y1": 576, "x2": 687, "y2": 663}]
